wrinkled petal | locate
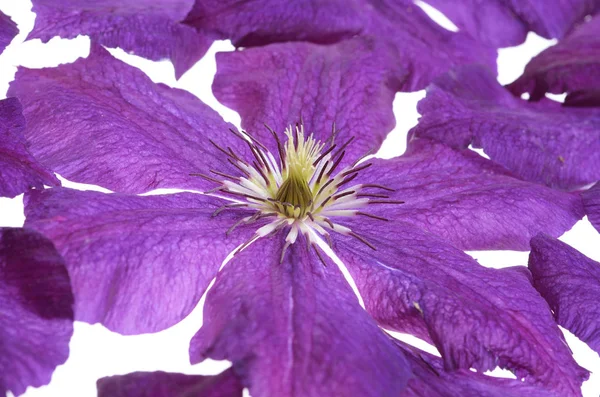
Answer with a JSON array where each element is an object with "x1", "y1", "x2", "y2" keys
[
  {"x1": 0, "y1": 227, "x2": 74, "y2": 396},
  {"x1": 213, "y1": 38, "x2": 397, "y2": 167},
  {"x1": 333, "y1": 219, "x2": 588, "y2": 396},
  {"x1": 398, "y1": 341, "x2": 552, "y2": 396},
  {"x1": 0, "y1": 97, "x2": 59, "y2": 198},
  {"x1": 24, "y1": 188, "x2": 257, "y2": 335},
  {"x1": 29, "y1": 0, "x2": 211, "y2": 78},
  {"x1": 529, "y1": 234, "x2": 600, "y2": 355},
  {"x1": 0, "y1": 11, "x2": 18, "y2": 54},
  {"x1": 509, "y1": 15, "x2": 600, "y2": 103},
  {"x1": 9, "y1": 45, "x2": 248, "y2": 194},
  {"x1": 192, "y1": 0, "x2": 495, "y2": 92},
  {"x1": 412, "y1": 65, "x2": 600, "y2": 190},
  {"x1": 190, "y1": 234, "x2": 413, "y2": 397},
  {"x1": 97, "y1": 368, "x2": 243, "y2": 397},
  {"x1": 583, "y1": 182, "x2": 600, "y2": 233},
  {"x1": 423, "y1": 0, "x2": 599, "y2": 47},
  {"x1": 352, "y1": 138, "x2": 583, "y2": 251}
]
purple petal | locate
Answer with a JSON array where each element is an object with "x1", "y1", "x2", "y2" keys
[
  {"x1": 509, "y1": 15, "x2": 600, "y2": 103},
  {"x1": 529, "y1": 234, "x2": 600, "y2": 355},
  {"x1": 412, "y1": 65, "x2": 600, "y2": 190},
  {"x1": 352, "y1": 138, "x2": 583, "y2": 250},
  {"x1": 29, "y1": 0, "x2": 211, "y2": 78},
  {"x1": 583, "y1": 182, "x2": 600, "y2": 233},
  {"x1": 8, "y1": 45, "x2": 248, "y2": 194},
  {"x1": 0, "y1": 11, "x2": 18, "y2": 54},
  {"x1": 333, "y1": 219, "x2": 588, "y2": 396},
  {"x1": 0, "y1": 227, "x2": 74, "y2": 396},
  {"x1": 421, "y1": 0, "x2": 599, "y2": 47},
  {"x1": 213, "y1": 38, "x2": 397, "y2": 166},
  {"x1": 190, "y1": 235, "x2": 413, "y2": 397},
  {"x1": 0, "y1": 97, "x2": 59, "y2": 198},
  {"x1": 192, "y1": 0, "x2": 495, "y2": 91},
  {"x1": 97, "y1": 368, "x2": 243, "y2": 397},
  {"x1": 24, "y1": 188, "x2": 257, "y2": 335}
]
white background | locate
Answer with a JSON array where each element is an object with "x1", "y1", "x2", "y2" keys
[{"x1": 0, "y1": 1, "x2": 599, "y2": 396}]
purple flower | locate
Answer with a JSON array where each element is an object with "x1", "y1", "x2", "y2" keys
[
  {"x1": 528, "y1": 234, "x2": 600, "y2": 356},
  {"x1": 0, "y1": 97, "x2": 59, "y2": 198},
  {"x1": 13, "y1": 45, "x2": 589, "y2": 395},
  {"x1": 29, "y1": 0, "x2": 212, "y2": 78},
  {"x1": 509, "y1": 14, "x2": 600, "y2": 107},
  {"x1": 0, "y1": 227, "x2": 74, "y2": 396},
  {"x1": 583, "y1": 182, "x2": 600, "y2": 233},
  {"x1": 0, "y1": 10, "x2": 18, "y2": 54},
  {"x1": 413, "y1": 0, "x2": 599, "y2": 47},
  {"x1": 411, "y1": 65, "x2": 600, "y2": 190},
  {"x1": 97, "y1": 368, "x2": 243, "y2": 397}
]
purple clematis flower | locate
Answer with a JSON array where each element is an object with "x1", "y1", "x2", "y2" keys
[
  {"x1": 583, "y1": 182, "x2": 600, "y2": 232},
  {"x1": 12, "y1": 46, "x2": 590, "y2": 395},
  {"x1": 0, "y1": 10, "x2": 18, "y2": 53},
  {"x1": 0, "y1": 227, "x2": 74, "y2": 396},
  {"x1": 28, "y1": 0, "x2": 212, "y2": 78},
  {"x1": 97, "y1": 368, "x2": 243, "y2": 397},
  {"x1": 414, "y1": 0, "x2": 599, "y2": 47},
  {"x1": 0, "y1": 97, "x2": 59, "y2": 199},
  {"x1": 528, "y1": 234, "x2": 600, "y2": 356},
  {"x1": 509, "y1": 14, "x2": 600, "y2": 107},
  {"x1": 411, "y1": 65, "x2": 600, "y2": 190}
]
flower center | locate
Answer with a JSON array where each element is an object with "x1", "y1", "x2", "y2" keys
[{"x1": 192, "y1": 124, "x2": 403, "y2": 261}]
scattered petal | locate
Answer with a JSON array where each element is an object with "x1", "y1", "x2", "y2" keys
[
  {"x1": 0, "y1": 227, "x2": 74, "y2": 396},
  {"x1": 24, "y1": 188, "x2": 256, "y2": 335},
  {"x1": 0, "y1": 10, "x2": 18, "y2": 54},
  {"x1": 9, "y1": 45, "x2": 247, "y2": 194},
  {"x1": 583, "y1": 182, "x2": 600, "y2": 233},
  {"x1": 529, "y1": 234, "x2": 600, "y2": 355},
  {"x1": 333, "y1": 219, "x2": 588, "y2": 396},
  {"x1": 97, "y1": 368, "x2": 243, "y2": 397},
  {"x1": 0, "y1": 97, "x2": 59, "y2": 198},
  {"x1": 190, "y1": 235, "x2": 413, "y2": 397},
  {"x1": 412, "y1": 65, "x2": 600, "y2": 190},
  {"x1": 29, "y1": 0, "x2": 211, "y2": 78},
  {"x1": 352, "y1": 138, "x2": 584, "y2": 250}
]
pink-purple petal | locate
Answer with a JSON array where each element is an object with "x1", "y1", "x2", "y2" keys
[
  {"x1": 23, "y1": 188, "x2": 255, "y2": 335},
  {"x1": 509, "y1": 15, "x2": 600, "y2": 102},
  {"x1": 8, "y1": 45, "x2": 246, "y2": 194},
  {"x1": 0, "y1": 227, "x2": 74, "y2": 396},
  {"x1": 583, "y1": 182, "x2": 600, "y2": 233},
  {"x1": 97, "y1": 368, "x2": 243, "y2": 397},
  {"x1": 29, "y1": 0, "x2": 211, "y2": 78},
  {"x1": 333, "y1": 219, "x2": 588, "y2": 396},
  {"x1": 412, "y1": 65, "x2": 600, "y2": 190},
  {"x1": 213, "y1": 38, "x2": 397, "y2": 166},
  {"x1": 190, "y1": 234, "x2": 413, "y2": 397},
  {"x1": 352, "y1": 138, "x2": 583, "y2": 251},
  {"x1": 0, "y1": 97, "x2": 59, "y2": 198},
  {"x1": 529, "y1": 234, "x2": 600, "y2": 355},
  {"x1": 0, "y1": 10, "x2": 18, "y2": 54}
]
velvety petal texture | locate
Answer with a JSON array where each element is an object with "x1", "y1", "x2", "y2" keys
[
  {"x1": 97, "y1": 369, "x2": 243, "y2": 397},
  {"x1": 23, "y1": 188, "x2": 256, "y2": 335},
  {"x1": 0, "y1": 11, "x2": 18, "y2": 54},
  {"x1": 9, "y1": 45, "x2": 247, "y2": 194},
  {"x1": 29, "y1": 0, "x2": 211, "y2": 78},
  {"x1": 195, "y1": 0, "x2": 496, "y2": 92},
  {"x1": 213, "y1": 38, "x2": 397, "y2": 166},
  {"x1": 509, "y1": 15, "x2": 600, "y2": 103},
  {"x1": 423, "y1": 0, "x2": 599, "y2": 47},
  {"x1": 0, "y1": 228, "x2": 74, "y2": 396},
  {"x1": 353, "y1": 138, "x2": 583, "y2": 251},
  {"x1": 529, "y1": 234, "x2": 600, "y2": 355},
  {"x1": 412, "y1": 65, "x2": 600, "y2": 190},
  {"x1": 190, "y1": 235, "x2": 413, "y2": 397},
  {"x1": 0, "y1": 97, "x2": 59, "y2": 198},
  {"x1": 583, "y1": 182, "x2": 600, "y2": 233},
  {"x1": 333, "y1": 219, "x2": 587, "y2": 396}
]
